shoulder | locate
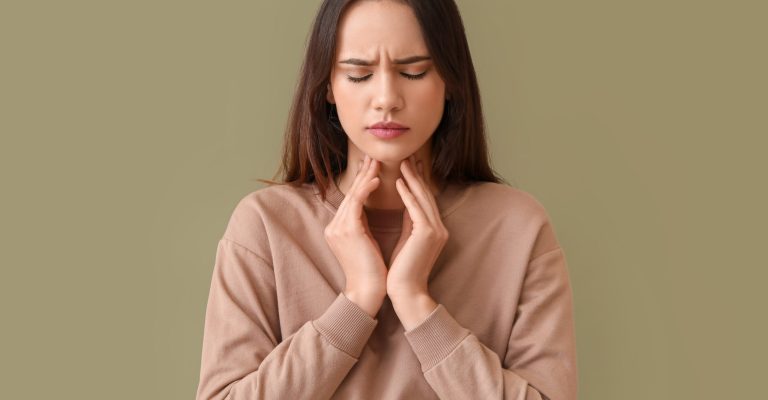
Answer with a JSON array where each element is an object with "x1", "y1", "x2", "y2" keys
[
  {"x1": 226, "y1": 182, "x2": 316, "y2": 225},
  {"x1": 221, "y1": 183, "x2": 316, "y2": 255},
  {"x1": 467, "y1": 181, "x2": 551, "y2": 221},
  {"x1": 234, "y1": 182, "x2": 315, "y2": 211},
  {"x1": 465, "y1": 182, "x2": 562, "y2": 258}
]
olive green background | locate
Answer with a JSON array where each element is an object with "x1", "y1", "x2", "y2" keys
[{"x1": 1, "y1": 1, "x2": 765, "y2": 399}]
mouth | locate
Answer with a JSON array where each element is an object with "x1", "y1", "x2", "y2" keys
[
  {"x1": 367, "y1": 120, "x2": 409, "y2": 139},
  {"x1": 367, "y1": 127, "x2": 409, "y2": 139}
]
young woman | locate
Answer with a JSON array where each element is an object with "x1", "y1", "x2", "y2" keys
[{"x1": 196, "y1": 1, "x2": 578, "y2": 399}]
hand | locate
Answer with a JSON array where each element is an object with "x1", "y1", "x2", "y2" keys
[
  {"x1": 387, "y1": 155, "x2": 449, "y2": 299},
  {"x1": 324, "y1": 154, "x2": 387, "y2": 316}
]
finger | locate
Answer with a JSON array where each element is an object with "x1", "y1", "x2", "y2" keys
[
  {"x1": 338, "y1": 173, "x2": 379, "y2": 234},
  {"x1": 361, "y1": 209, "x2": 377, "y2": 239},
  {"x1": 400, "y1": 158, "x2": 439, "y2": 226},
  {"x1": 391, "y1": 208, "x2": 412, "y2": 260},
  {"x1": 347, "y1": 154, "x2": 371, "y2": 199},
  {"x1": 395, "y1": 176, "x2": 430, "y2": 228},
  {"x1": 405, "y1": 156, "x2": 432, "y2": 198},
  {"x1": 414, "y1": 158, "x2": 440, "y2": 213},
  {"x1": 413, "y1": 156, "x2": 441, "y2": 219},
  {"x1": 337, "y1": 154, "x2": 370, "y2": 215},
  {"x1": 400, "y1": 208, "x2": 413, "y2": 237},
  {"x1": 362, "y1": 212, "x2": 383, "y2": 253},
  {"x1": 346, "y1": 157, "x2": 380, "y2": 218}
]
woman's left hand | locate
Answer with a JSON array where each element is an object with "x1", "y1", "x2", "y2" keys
[{"x1": 387, "y1": 155, "x2": 449, "y2": 299}]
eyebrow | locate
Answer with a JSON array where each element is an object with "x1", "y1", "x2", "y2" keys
[{"x1": 338, "y1": 55, "x2": 432, "y2": 66}]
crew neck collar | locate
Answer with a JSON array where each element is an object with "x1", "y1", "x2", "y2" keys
[{"x1": 312, "y1": 179, "x2": 474, "y2": 229}]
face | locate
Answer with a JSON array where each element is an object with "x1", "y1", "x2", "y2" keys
[{"x1": 327, "y1": 0, "x2": 447, "y2": 164}]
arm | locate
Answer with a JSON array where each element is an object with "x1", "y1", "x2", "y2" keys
[
  {"x1": 401, "y1": 247, "x2": 578, "y2": 400},
  {"x1": 195, "y1": 238, "x2": 378, "y2": 400}
]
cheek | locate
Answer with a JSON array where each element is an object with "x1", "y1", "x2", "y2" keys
[
  {"x1": 332, "y1": 90, "x2": 365, "y2": 135},
  {"x1": 331, "y1": 85, "x2": 358, "y2": 112},
  {"x1": 335, "y1": 92, "x2": 361, "y2": 111},
  {"x1": 416, "y1": 76, "x2": 444, "y2": 101},
  {"x1": 330, "y1": 76, "x2": 358, "y2": 107},
  {"x1": 411, "y1": 82, "x2": 446, "y2": 119}
]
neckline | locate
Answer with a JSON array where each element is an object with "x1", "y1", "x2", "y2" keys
[
  {"x1": 364, "y1": 207, "x2": 405, "y2": 231},
  {"x1": 313, "y1": 179, "x2": 475, "y2": 230}
]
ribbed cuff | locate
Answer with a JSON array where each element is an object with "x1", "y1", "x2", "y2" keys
[
  {"x1": 312, "y1": 292, "x2": 378, "y2": 358},
  {"x1": 403, "y1": 304, "x2": 471, "y2": 372}
]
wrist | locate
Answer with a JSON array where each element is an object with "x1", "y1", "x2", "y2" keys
[
  {"x1": 388, "y1": 292, "x2": 438, "y2": 331},
  {"x1": 343, "y1": 288, "x2": 385, "y2": 318},
  {"x1": 387, "y1": 284, "x2": 428, "y2": 300}
]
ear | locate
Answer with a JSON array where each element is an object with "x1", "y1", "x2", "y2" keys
[{"x1": 326, "y1": 83, "x2": 335, "y2": 104}]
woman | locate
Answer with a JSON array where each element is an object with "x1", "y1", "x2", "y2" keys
[{"x1": 196, "y1": 1, "x2": 578, "y2": 399}]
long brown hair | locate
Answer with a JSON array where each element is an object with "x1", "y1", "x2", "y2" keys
[{"x1": 257, "y1": 0, "x2": 506, "y2": 201}]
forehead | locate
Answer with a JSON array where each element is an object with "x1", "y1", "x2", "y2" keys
[{"x1": 335, "y1": 0, "x2": 428, "y2": 58}]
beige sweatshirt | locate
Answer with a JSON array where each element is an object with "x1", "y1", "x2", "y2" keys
[{"x1": 195, "y1": 181, "x2": 578, "y2": 399}]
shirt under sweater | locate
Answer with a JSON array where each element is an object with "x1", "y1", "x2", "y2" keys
[{"x1": 195, "y1": 180, "x2": 578, "y2": 399}]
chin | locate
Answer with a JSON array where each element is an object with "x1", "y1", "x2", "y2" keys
[
  {"x1": 358, "y1": 139, "x2": 429, "y2": 161},
  {"x1": 362, "y1": 146, "x2": 418, "y2": 164}
]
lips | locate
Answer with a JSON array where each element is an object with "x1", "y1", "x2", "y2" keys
[
  {"x1": 368, "y1": 121, "x2": 409, "y2": 139},
  {"x1": 369, "y1": 121, "x2": 409, "y2": 129}
]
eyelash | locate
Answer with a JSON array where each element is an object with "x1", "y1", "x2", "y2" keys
[{"x1": 346, "y1": 71, "x2": 427, "y2": 83}]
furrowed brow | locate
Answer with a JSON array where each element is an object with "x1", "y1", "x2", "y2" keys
[{"x1": 338, "y1": 55, "x2": 431, "y2": 66}]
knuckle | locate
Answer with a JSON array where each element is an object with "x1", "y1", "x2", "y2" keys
[
  {"x1": 338, "y1": 225, "x2": 358, "y2": 237},
  {"x1": 439, "y1": 229, "x2": 449, "y2": 241},
  {"x1": 324, "y1": 227, "x2": 338, "y2": 239}
]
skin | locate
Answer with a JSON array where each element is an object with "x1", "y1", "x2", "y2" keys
[
  {"x1": 324, "y1": 0, "x2": 448, "y2": 330},
  {"x1": 328, "y1": 0, "x2": 444, "y2": 209}
]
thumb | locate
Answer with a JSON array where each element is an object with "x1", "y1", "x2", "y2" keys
[
  {"x1": 390, "y1": 209, "x2": 413, "y2": 260},
  {"x1": 401, "y1": 208, "x2": 413, "y2": 236},
  {"x1": 392, "y1": 209, "x2": 412, "y2": 255},
  {"x1": 361, "y1": 211, "x2": 383, "y2": 253}
]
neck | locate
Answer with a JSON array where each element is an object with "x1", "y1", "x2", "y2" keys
[{"x1": 335, "y1": 142, "x2": 439, "y2": 210}]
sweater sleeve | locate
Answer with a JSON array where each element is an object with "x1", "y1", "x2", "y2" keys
[
  {"x1": 195, "y1": 238, "x2": 379, "y2": 400},
  {"x1": 403, "y1": 247, "x2": 578, "y2": 400}
]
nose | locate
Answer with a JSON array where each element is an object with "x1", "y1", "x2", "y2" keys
[{"x1": 372, "y1": 72, "x2": 403, "y2": 113}]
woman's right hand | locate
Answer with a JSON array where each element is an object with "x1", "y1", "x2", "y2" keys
[{"x1": 323, "y1": 154, "x2": 387, "y2": 317}]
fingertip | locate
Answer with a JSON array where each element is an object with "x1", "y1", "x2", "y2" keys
[
  {"x1": 365, "y1": 176, "x2": 380, "y2": 191},
  {"x1": 395, "y1": 177, "x2": 404, "y2": 188}
]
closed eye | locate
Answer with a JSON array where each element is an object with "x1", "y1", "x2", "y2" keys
[{"x1": 346, "y1": 71, "x2": 428, "y2": 83}]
